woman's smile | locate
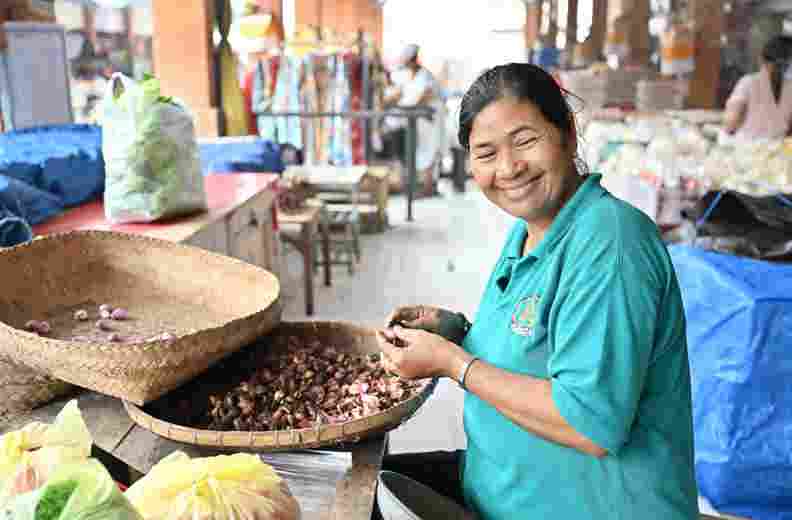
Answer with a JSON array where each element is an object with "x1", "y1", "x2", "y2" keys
[{"x1": 497, "y1": 172, "x2": 545, "y2": 201}]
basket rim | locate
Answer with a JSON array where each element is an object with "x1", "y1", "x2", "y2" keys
[{"x1": 123, "y1": 377, "x2": 438, "y2": 450}]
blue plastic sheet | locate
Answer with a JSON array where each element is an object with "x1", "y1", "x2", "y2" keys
[
  {"x1": 198, "y1": 139, "x2": 285, "y2": 176},
  {"x1": 669, "y1": 245, "x2": 792, "y2": 520},
  {"x1": 0, "y1": 125, "x2": 105, "y2": 233}
]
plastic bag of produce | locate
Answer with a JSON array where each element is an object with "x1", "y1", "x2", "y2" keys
[
  {"x1": 100, "y1": 73, "x2": 207, "y2": 223},
  {"x1": 125, "y1": 452, "x2": 301, "y2": 520},
  {"x1": 0, "y1": 458, "x2": 142, "y2": 520},
  {"x1": 0, "y1": 400, "x2": 92, "y2": 505}
]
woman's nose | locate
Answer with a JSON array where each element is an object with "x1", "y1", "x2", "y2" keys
[{"x1": 496, "y1": 147, "x2": 519, "y2": 178}]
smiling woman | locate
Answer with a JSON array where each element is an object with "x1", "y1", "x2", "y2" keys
[{"x1": 375, "y1": 63, "x2": 699, "y2": 520}]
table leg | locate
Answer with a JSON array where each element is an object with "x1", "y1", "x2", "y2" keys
[
  {"x1": 332, "y1": 435, "x2": 388, "y2": 520},
  {"x1": 302, "y1": 223, "x2": 315, "y2": 316},
  {"x1": 321, "y1": 214, "x2": 332, "y2": 288}
]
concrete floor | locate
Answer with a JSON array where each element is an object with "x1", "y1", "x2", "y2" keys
[{"x1": 275, "y1": 179, "x2": 737, "y2": 518}]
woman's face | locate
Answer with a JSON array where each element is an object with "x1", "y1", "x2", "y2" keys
[{"x1": 468, "y1": 97, "x2": 580, "y2": 225}]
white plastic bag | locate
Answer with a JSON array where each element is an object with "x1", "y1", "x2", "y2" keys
[
  {"x1": 0, "y1": 400, "x2": 92, "y2": 506},
  {"x1": 0, "y1": 459, "x2": 142, "y2": 520},
  {"x1": 100, "y1": 73, "x2": 207, "y2": 223}
]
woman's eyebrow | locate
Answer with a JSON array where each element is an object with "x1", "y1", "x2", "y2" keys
[{"x1": 472, "y1": 125, "x2": 539, "y2": 150}]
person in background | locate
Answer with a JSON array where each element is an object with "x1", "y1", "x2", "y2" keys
[
  {"x1": 380, "y1": 43, "x2": 445, "y2": 197},
  {"x1": 724, "y1": 35, "x2": 792, "y2": 141}
]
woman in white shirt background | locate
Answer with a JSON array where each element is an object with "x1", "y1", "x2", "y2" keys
[
  {"x1": 378, "y1": 44, "x2": 446, "y2": 197},
  {"x1": 724, "y1": 35, "x2": 792, "y2": 142}
]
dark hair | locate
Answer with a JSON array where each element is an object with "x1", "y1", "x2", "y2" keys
[
  {"x1": 458, "y1": 63, "x2": 578, "y2": 151},
  {"x1": 762, "y1": 36, "x2": 792, "y2": 103}
]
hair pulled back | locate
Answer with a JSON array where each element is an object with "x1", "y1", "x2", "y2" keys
[
  {"x1": 762, "y1": 35, "x2": 792, "y2": 103},
  {"x1": 457, "y1": 63, "x2": 578, "y2": 151}
]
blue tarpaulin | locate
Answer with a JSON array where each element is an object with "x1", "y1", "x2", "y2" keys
[
  {"x1": 670, "y1": 245, "x2": 792, "y2": 520},
  {"x1": 0, "y1": 124, "x2": 104, "y2": 245},
  {"x1": 198, "y1": 139, "x2": 284, "y2": 176}
]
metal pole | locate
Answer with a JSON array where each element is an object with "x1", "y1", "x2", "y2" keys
[{"x1": 406, "y1": 115, "x2": 418, "y2": 222}]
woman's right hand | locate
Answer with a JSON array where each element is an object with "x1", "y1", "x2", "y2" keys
[{"x1": 386, "y1": 305, "x2": 457, "y2": 336}]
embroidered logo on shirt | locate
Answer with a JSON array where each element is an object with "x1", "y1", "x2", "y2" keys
[{"x1": 511, "y1": 295, "x2": 540, "y2": 336}]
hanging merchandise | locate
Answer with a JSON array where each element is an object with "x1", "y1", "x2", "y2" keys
[
  {"x1": 660, "y1": 14, "x2": 695, "y2": 76},
  {"x1": 327, "y1": 54, "x2": 353, "y2": 166},
  {"x1": 271, "y1": 55, "x2": 304, "y2": 151}
]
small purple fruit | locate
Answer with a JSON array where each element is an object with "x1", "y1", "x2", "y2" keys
[
  {"x1": 24, "y1": 320, "x2": 40, "y2": 332},
  {"x1": 107, "y1": 333, "x2": 122, "y2": 342},
  {"x1": 96, "y1": 320, "x2": 113, "y2": 331},
  {"x1": 99, "y1": 304, "x2": 113, "y2": 313},
  {"x1": 73, "y1": 309, "x2": 89, "y2": 321},
  {"x1": 110, "y1": 308, "x2": 128, "y2": 321},
  {"x1": 36, "y1": 321, "x2": 51, "y2": 335}
]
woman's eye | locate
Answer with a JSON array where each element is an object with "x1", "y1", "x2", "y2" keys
[
  {"x1": 516, "y1": 138, "x2": 537, "y2": 147},
  {"x1": 476, "y1": 152, "x2": 495, "y2": 161}
]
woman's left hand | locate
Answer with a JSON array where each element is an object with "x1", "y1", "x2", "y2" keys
[{"x1": 376, "y1": 326, "x2": 465, "y2": 380}]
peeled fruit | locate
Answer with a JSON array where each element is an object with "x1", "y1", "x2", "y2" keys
[
  {"x1": 24, "y1": 320, "x2": 50, "y2": 335},
  {"x1": 73, "y1": 309, "x2": 89, "y2": 321},
  {"x1": 24, "y1": 320, "x2": 40, "y2": 332},
  {"x1": 99, "y1": 304, "x2": 113, "y2": 313},
  {"x1": 100, "y1": 309, "x2": 112, "y2": 319}
]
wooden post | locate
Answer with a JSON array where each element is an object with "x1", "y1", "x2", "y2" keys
[
  {"x1": 151, "y1": 0, "x2": 219, "y2": 137},
  {"x1": 524, "y1": 0, "x2": 542, "y2": 54},
  {"x1": 566, "y1": 0, "x2": 578, "y2": 51},
  {"x1": 590, "y1": 0, "x2": 607, "y2": 60},
  {"x1": 688, "y1": 0, "x2": 723, "y2": 108}
]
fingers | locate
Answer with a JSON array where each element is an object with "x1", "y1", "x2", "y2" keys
[
  {"x1": 386, "y1": 306, "x2": 421, "y2": 328},
  {"x1": 390, "y1": 326, "x2": 425, "y2": 343}
]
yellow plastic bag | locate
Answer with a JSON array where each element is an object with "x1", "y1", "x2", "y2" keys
[
  {"x1": 0, "y1": 400, "x2": 92, "y2": 504},
  {"x1": 125, "y1": 452, "x2": 300, "y2": 520}
]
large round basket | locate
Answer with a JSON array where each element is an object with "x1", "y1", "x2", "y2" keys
[
  {"x1": 0, "y1": 231, "x2": 281, "y2": 405},
  {"x1": 124, "y1": 321, "x2": 437, "y2": 451}
]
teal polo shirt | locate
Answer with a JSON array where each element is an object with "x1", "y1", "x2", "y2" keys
[{"x1": 461, "y1": 174, "x2": 698, "y2": 520}]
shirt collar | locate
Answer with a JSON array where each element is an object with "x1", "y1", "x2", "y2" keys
[{"x1": 504, "y1": 174, "x2": 605, "y2": 261}]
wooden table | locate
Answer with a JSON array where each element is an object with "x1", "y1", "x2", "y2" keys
[
  {"x1": 278, "y1": 203, "x2": 332, "y2": 316},
  {"x1": 33, "y1": 174, "x2": 280, "y2": 273},
  {"x1": 0, "y1": 391, "x2": 387, "y2": 520}
]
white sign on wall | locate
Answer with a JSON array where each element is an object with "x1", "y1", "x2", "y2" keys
[{"x1": 0, "y1": 22, "x2": 73, "y2": 131}]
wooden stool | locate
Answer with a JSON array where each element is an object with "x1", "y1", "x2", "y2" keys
[
  {"x1": 278, "y1": 203, "x2": 331, "y2": 316},
  {"x1": 314, "y1": 204, "x2": 360, "y2": 275}
]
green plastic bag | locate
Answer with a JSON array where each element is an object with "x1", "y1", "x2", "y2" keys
[
  {"x1": 100, "y1": 73, "x2": 207, "y2": 223},
  {"x1": 0, "y1": 459, "x2": 142, "y2": 520}
]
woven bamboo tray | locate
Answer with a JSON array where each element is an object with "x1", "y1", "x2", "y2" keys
[
  {"x1": 0, "y1": 231, "x2": 281, "y2": 405},
  {"x1": 124, "y1": 321, "x2": 437, "y2": 450}
]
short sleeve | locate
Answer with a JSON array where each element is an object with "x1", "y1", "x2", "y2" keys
[
  {"x1": 548, "y1": 235, "x2": 661, "y2": 455},
  {"x1": 726, "y1": 74, "x2": 754, "y2": 108},
  {"x1": 399, "y1": 70, "x2": 434, "y2": 106}
]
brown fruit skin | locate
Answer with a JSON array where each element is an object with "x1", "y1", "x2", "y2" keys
[{"x1": 202, "y1": 340, "x2": 424, "y2": 432}]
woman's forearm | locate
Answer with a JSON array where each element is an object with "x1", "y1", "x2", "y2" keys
[
  {"x1": 448, "y1": 350, "x2": 607, "y2": 457},
  {"x1": 723, "y1": 103, "x2": 746, "y2": 134}
]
